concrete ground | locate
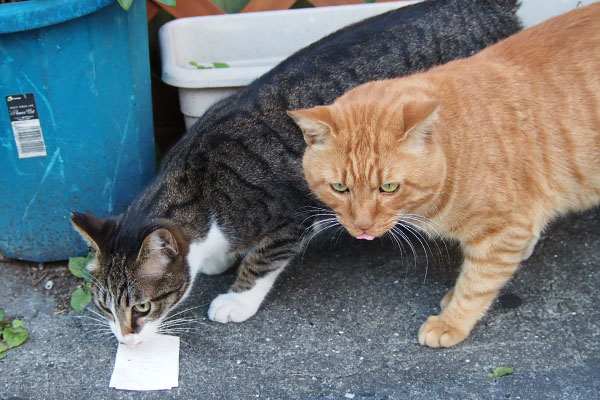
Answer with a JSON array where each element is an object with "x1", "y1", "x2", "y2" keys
[{"x1": 1, "y1": 208, "x2": 599, "y2": 400}]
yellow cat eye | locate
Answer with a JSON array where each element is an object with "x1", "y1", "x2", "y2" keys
[
  {"x1": 133, "y1": 302, "x2": 151, "y2": 313},
  {"x1": 380, "y1": 183, "x2": 399, "y2": 193},
  {"x1": 331, "y1": 183, "x2": 349, "y2": 192}
]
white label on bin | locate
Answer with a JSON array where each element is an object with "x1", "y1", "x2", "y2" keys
[{"x1": 6, "y1": 93, "x2": 47, "y2": 159}]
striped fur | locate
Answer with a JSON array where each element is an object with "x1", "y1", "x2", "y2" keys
[
  {"x1": 291, "y1": 3, "x2": 600, "y2": 348},
  {"x1": 71, "y1": 0, "x2": 521, "y2": 342}
]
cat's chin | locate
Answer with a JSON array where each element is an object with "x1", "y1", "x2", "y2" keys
[{"x1": 109, "y1": 319, "x2": 159, "y2": 346}]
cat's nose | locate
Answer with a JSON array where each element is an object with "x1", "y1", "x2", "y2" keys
[{"x1": 356, "y1": 223, "x2": 373, "y2": 232}]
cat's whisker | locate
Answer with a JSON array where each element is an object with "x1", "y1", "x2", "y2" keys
[
  {"x1": 390, "y1": 226, "x2": 418, "y2": 272},
  {"x1": 160, "y1": 318, "x2": 207, "y2": 329},
  {"x1": 397, "y1": 217, "x2": 446, "y2": 268},
  {"x1": 299, "y1": 215, "x2": 337, "y2": 231},
  {"x1": 297, "y1": 214, "x2": 339, "y2": 235},
  {"x1": 295, "y1": 205, "x2": 335, "y2": 214},
  {"x1": 159, "y1": 326, "x2": 204, "y2": 332},
  {"x1": 81, "y1": 322, "x2": 110, "y2": 328},
  {"x1": 397, "y1": 222, "x2": 432, "y2": 283},
  {"x1": 330, "y1": 226, "x2": 346, "y2": 248},
  {"x1": 300, "y1": 220, "x2": 340, "y2": 260},
  {"x1": 386, "y1": 229, "x2": 410, "y2": 280},
  {"x1": 88, "y1": 329, "x2": 114, "y2": 339},
  {"x1": 386, "y1": 230, "x2": 408, "y2": 280},
  {"x1": 87, "y1": 276, "x2": 109, "y2": 297},
  {"x1": 385, "y1": 230, "x2": 406, "y2": 265},
  {"x1": 294, "y1": 210, "x2": 337, "y2": 220},
  {"x1": 158, "y1": 327, "x2": 204, "y2": 337},
  {"x1": 69, "y1": 314, "x2": 105, "y2": 324},
  {"x1": 162, "y1": 316, "x2": 201, "y2": 327},
  {"x1": 84, "y1": 306, "x2": 107, "y2": 320},
  {"x1": 163, "y1": 304, "x2": 209, "y2": 323},
  {"x1": 300, "y1": 219, "x2": 339, "y2": 242},
  {"x1": 334, "y1": 226, "x2": 348, "y2": 247},
  {"x1": 396, "y1": 214, "x2": 452, "y2": 267}
]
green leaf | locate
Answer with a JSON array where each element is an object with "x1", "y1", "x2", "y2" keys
[
  {"x1": 70, "y1": 287, "x2": 92, "y2": 311},
  {"x1": 11, "y1": 319, "x2": 25, "y2": 329},
  {"x1": 0, "y1": 350, "x2": 6, "y2": 360},
  {"x1": 189, "y1": 61, "x2": 214, "y2": 69},
  {"x1": 488, "y1": 366, "x2": 515, "y2": 378},
  {"x1": 212, "y1": 62, "x2": 230, "y2": 69},
  {"x1": 156, "y1": 0, "x2": 176, "y2": 6},
  {"x1": 0, "y1": 341, "x2": 8, "y2": 352},
  {"x1": 118, "y1": 0, "x2": 134, "y2": 11},
  {"x1": 3, "y1": 321, "x2": 28, "y2": 349},
  {"x1": 69, "y1": 253, "x2": 92, "y2": 280},
  {"x1": 0, "y1": 308, "x2": 4, "y2": 321},
  {"x1": 68, "y1": 256, "x2": 88, "y2": 278}
]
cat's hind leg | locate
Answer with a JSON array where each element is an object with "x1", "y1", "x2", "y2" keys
[
  {"x1": 418, "y1": 222, "x2": 534, "y2": 348},
  {"x1": 208, "y1": 233, "x2": 299, "y2": 323}
]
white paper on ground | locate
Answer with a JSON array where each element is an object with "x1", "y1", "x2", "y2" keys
[{"x1": 109, "y1": 334, "x2": 180, "y2": 391}]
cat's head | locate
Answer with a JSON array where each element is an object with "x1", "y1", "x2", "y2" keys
[
  {"x1": 288, "y1": 84, "x2": 446, "y2": 240},
  {"x1": 70, "y1": 212, "x2": 191, "y2": 345}
]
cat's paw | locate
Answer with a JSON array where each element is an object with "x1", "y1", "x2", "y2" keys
[
  {"x1": 440, "y1": 288, "x2": 455, "y2": 310},
  {"x1": 208, "y1": 292, "x2": 260, "y2": 323},
  {"x1": 418, "y1": 315, "x2": 468, "y2": 348}
]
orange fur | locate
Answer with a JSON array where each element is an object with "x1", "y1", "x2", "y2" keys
[{"x1": 288, "y1": 4, "x2": 600, "y2": 348}]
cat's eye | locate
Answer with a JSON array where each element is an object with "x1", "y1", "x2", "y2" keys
[
  {"x1": 133, "y1": 302, "x2": 151, "y2": 314},
  {"x1": 331, "y1": 183, "x2": 349, "y2": 192},
  {"x1": 380, "y1": 183, "x2": 399, "y2": 193}
]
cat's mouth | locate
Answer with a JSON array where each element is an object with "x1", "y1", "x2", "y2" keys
[{"x1": 356, "y1": 233, "x2": 376, "y2": 240}]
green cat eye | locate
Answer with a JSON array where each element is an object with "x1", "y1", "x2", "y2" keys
[
  {"x1": 380, "y1": 183, "x2": 399, "y2": 193},
  {"x1": 133, "y1": 302, "x2": 151, "y2": 313},
  {"x1": 331, "y1": 183, "x2": 348, "y2": 192}
]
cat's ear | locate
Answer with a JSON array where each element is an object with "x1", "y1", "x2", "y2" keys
[
  {"x1": 401, "y1": 100, "x2": 440, "y2": 141},
  {"x1": 70, "y1": 212, "x2": 110, "y2": 254},
  {"x1": 136, "y1": 228, "x2": 180, "y2": 276},
  {"x1": 287, "y1": 107, "x2": 335, "y2": 147}
]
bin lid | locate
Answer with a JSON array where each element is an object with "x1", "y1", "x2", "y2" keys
[{"x1": 0, "y1": 0, "x2": 113, "y2": 34}]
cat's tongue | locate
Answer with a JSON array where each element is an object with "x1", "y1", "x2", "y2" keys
[{"x1": 356, "y1": 233, "x2": 375, "y2": 240}]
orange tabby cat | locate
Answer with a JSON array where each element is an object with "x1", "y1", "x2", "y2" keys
[{"x1": 288, "y1": 3, "x2": 600, "y2": 348}]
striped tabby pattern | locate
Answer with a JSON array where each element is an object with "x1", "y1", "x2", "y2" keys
[
  {"x1": 290, "y1": 3, "x2": 600, "y2": 348},
  {"x1": 71, "y1": 0, "x2": 521, "y2": 344}
]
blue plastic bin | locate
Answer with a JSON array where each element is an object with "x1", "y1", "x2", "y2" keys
[{"x1": 0, "y1": 0, "x2": 155, "y2": 261}]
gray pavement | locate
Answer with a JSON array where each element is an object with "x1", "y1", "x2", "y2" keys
[{"x1": 1, "y1": 208, "x2": 599, "y2": 399}]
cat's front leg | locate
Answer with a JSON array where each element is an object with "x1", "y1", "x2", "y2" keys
[
  {"x1": 208, "y1": 237, "x2": 299, "y2": 323},
  {"x1": 418, "y1": 224, "x2": 534, "y2": 348}
]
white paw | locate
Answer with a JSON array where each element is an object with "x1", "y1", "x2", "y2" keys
[{"x1": 208, "y1": 292, "x2": 260, "y2": 323}]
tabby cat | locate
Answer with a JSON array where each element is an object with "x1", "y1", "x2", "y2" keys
[
  {"x1": 71, "y1": 0, "x2": 521, "y2": 345},
  {"x1": 288, "y1": 3, "x2": 600, "y2": 348}
]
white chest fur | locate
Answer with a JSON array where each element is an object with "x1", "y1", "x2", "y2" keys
[{"x1": 187, "y1": 222, "x2": 236, "y2": 277}]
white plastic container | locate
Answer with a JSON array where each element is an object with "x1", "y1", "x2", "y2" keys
[
  {"x1": 159, "y1": 1, "x2": 421, "y2": 129},
  {"x1": 516, "y1": 0, "x2": 598, "y2": 28},
  {"x1": 159, "y1": 0, "x2": 597, "y2": 129}
]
